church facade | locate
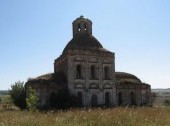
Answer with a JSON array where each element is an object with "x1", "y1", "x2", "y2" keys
[{"x1": 26, "y1": 16, "x2": 151, "y2": 108}]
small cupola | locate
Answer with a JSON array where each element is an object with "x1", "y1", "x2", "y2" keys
[{"x1": 72, "y1": 15, "x2": 92, "y2": 37}]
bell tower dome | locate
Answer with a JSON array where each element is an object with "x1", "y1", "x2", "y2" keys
[{"x1": 72, "y1": 15, "x2": 92, "y2": 37}]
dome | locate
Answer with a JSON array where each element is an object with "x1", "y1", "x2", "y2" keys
[
  {"x1": 62, "y1": 33, "x2": 103, "y2": 54},
  {"x1": 115, "y1": 72, "x2": 141, "y2": 83}
]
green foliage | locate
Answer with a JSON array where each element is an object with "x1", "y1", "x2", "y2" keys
[
  {"x1": 26, "y1": 86, "x2": 38, "y2": 111},
  {"x1": 164, "y1": 99, "x2": 170, "y2": 106},
  {"x1": 9, "y1": 81, "x2": 26, "y2": 109}
]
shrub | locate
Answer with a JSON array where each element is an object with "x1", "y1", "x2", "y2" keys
[
  {"x1": 9, "y1": 81, "x2": 26, "y2": 109},
  {"x1": 26, "y1": 86, "x2": 38, "y2": 111}
]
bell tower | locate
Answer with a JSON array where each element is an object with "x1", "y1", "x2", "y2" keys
[{"x1": 72, "y1": 15, "x2": 92, "y2": 37}]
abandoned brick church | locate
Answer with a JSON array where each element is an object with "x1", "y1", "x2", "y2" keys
[{"x1": 26, "y1": 16, "x2": 151, "y2": 108}]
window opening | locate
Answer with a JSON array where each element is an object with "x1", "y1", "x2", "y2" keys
[
  {"x1": 84, "y1": 23, "x2": 87, "y2": 30},
  {"x1": 76, "y1": 65, "x2": 81, "y2": 78},
  {"x1": 78, "y1": 23, "x2": 81, "y2": 31},
  {"x1": 104, "y1": 66, "x2": 109, "y2": 79},
  {"x1": 91, "y1": 65, "x2": 95, "y2": 79}
]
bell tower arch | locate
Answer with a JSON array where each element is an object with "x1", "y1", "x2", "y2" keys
[{"x1": 72, "y1": 15, "x2": 92, "y2": 37}]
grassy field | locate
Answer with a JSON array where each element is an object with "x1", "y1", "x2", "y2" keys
[{"x1": 0, "y1": 107, "x2": 170, "y2": 126}]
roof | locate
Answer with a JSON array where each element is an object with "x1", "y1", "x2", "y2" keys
[
  {"x1": 73, "y1": 15, "x2": 92, "y2": 24},
  {"x1": 28, "y1": 73, "x2": 53, "y2": 81},
  {"x1": 115, "y1": 72, "x2": 141, "y2": 83},
  {"x1": 62, "y1": 33, "x2": 103, "y2": 54}
]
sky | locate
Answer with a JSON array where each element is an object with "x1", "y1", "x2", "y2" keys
[{"x1": 0, "y1": 0, "x2": 170, "y2": 90}]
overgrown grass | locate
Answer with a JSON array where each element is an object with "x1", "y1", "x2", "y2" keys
[{"x1": 0, "y1": 107, "x2": 170, "y2": 126}]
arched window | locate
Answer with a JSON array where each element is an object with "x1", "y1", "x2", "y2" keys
[
  {"x1": 50, "y1": 92, "x2": 57, "y2": 108},
  {"x1": 77, "y1": 92, "x2": 83, "y2": 106},
  {"x1": 78, "y1": 23, "x2": 81, "y2": 31},
  {"x1": 130, "y1": 92, "x2": 136, "y2": 105},
  {"x1": 104, "y1": 66, "x2": 109, "y2": 79},
  {"x1": 91, "y1": 65, "x2": 95, "y2": 79},
  {"x1": 105, "y1": 92, "x2": 110, "y2": 107},
  {"x1": 84, "y1": 23, "x2": 87, "y2": 30},
  {"x1": 91, "y1": 94, "x2": 98, "y2": 107},
  {"x1": 118, "y1": 92, "x2": 122, "y2": 105},
  {"x1": 76, "y1": 65, "x2": 81, "y2": 78},
  {"x1": 142, "y1": 93, "x2": 147, "y2": 105}
]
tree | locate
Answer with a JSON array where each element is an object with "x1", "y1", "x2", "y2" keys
[
  {"x1": 26, "y1": 86, "x2": 38, "y2": 111},
  {"x1": 9, "y1": 81, "x2": 26, "y2": 109}
]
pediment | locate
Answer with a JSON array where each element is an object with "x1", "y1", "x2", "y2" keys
[
  {"x1": 89, "y1": 83, "x2": 99, "y2": 89},
  {"x1": 75, "y1": 83, "x2": 85, "y2": 89},
  {"x1": 75, "y1": 57, "x2": 84, "y2": 62},
  {"x1": 89, "y1": 58, "x2": 98, "y2": 63},
  {"x1": 103, "y1": 83, "x2": 112, "y2": 89}
]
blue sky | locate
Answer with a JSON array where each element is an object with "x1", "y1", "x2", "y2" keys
[{"x1": 0, "y1": 0, "x2": 170, "y2": 90}]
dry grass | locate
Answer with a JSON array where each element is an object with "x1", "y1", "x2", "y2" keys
[{"x1": 0, "y1": 107, "x2": 170, "y2": 126}]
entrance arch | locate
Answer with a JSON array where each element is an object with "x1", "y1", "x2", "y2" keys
[
  {"x1": 91, "y1": 94, "x2": 98, "y2": 107},
  {"x1": 77, "y1": 92, "x2": 83, "y2": 106},
  {"x1": 118, "y1": 92, "x2": 122, "y2": 105},
  {"x1": 130, "y1": 92, "x2": 136, "y2": 105},
  {"x1": 50, "y1": 92, "x2": 57, "y2": 108},
  {"x1": 105, "y1": 92, "x2": 110, "y2": 107}
]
